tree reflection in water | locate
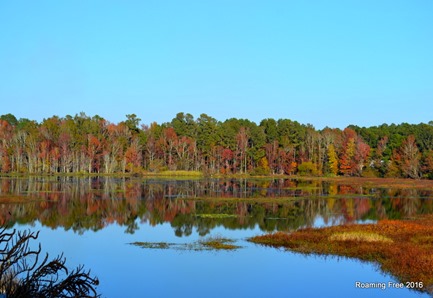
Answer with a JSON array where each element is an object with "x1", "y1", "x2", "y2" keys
[{"x1": 0, "y1": 177, "x2": 432, "y2": 236}]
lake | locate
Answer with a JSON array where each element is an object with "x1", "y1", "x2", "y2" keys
[{"x1": 1, "y1": 177, "x2": 431, "y2": 297}]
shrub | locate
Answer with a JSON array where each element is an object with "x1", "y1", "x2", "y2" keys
[
  {"x1": 0, "y1": 228, "x2": 99, "y2": 298},
  {"x1": 297, "y1": 162, "x2": 318, "y2": 176}
]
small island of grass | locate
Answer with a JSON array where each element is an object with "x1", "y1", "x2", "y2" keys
[
  {"x1": 130, "y1": 235, "x2": 241, "y2": 251},
  {"x1": 248, "y1": 215, "x2": 433, "y2": 294}
]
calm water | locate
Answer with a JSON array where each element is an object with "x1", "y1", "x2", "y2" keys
[{"x1": 1, "y1": 177, "x2": 432, "y2": 298}]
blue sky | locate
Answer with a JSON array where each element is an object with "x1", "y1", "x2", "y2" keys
[{"x1": 1, "y1": 1, "x2": 432, "y2": 129}]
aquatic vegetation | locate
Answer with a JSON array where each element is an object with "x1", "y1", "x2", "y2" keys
[
  {"x1": 129, "y1": 236, "x2": 241, "y2": 251},
  {"x1": 195, "y1": 213, "x2": 238, "y2": 219},
  {"x1": 248, "y1": 215, "x2": 433, "y2": 294},
  {"x1": 305, "y1": 176, "x2": 433, "y2": 190},
  {"x1": 129, "y1": 242, "x2": 172, "y2": 249},
  {"x1": 198, "y1": 236, "x2": 240, "y2": 250}
]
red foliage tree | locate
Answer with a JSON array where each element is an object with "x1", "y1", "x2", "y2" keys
[{"x1": 339, "y1": 128, "x2": 370, "y2": 176}]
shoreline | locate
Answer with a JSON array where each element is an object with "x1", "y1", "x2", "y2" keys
[{"x1": 2, "y1": 172, "x2": 433, "y2": 187}]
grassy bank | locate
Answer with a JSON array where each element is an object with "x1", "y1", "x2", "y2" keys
[{"x1": 248, "y1": 215, "x2": 433, "y2": 294}]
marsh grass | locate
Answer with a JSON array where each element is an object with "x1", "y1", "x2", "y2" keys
[
  {"x1": 198, "y1": 236, "x2": 240, "y2": 250},
  {"x1": 299, "y1": 176, "x2": 433, "y2": 190},
  {"x1": 248, "y1": 215, "x2": 433, "y2": 294},
  {"x1": 129, "y1": 235, "x2": 241, "y2": 251},
  {"x1": 129, "y1": 242, "x2": 172, "y2": 249},
  {"x1": 329, "y1": 232, "x2": 393, "y2": 243},
  {"x1": 195, "y1": 214, "x2": 238, "y2": 219}
]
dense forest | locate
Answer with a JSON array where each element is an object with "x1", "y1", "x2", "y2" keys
[{"x1": 0, "y1": 112, "x2": 432, "y2": 179}]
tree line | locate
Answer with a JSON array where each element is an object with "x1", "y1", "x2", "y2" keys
[{"x1": 0, "y1": 112, "x2": 432, "y2": 179}]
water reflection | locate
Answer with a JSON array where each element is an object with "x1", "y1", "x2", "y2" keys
[{"x1": 0, "y1": 177, "x2": 432, "y2": 235}]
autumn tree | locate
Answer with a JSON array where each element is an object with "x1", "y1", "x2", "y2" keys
[
  {"x1": 174, "y1": 136, "x2": 196, "y2": 170},
  {"x1": 264, "y1": 140, "x2": 278, "y2": 174},
  {"x1": 0, "y1": 120, "x2": 13, "y2": 172},
  {"x1": 124, "y1": 138, "x2": 142, "y2": 173},
  {"x1": 398, "y1": 135, "x2": 421, "y2": 179},
  {"x1": 339, "y1": 129, "x2": 357, "y2": 176},
  {"x1": 421, "y1": 150, "x2": 433, "y2": 179},
  {"x1": 339, "y1": 128, "x2": 370, "y2": 176},
  {"x1": 158, "y1": 127, "x2": 178, "y2": 170},
  {"x1": 326, "y1": 144, "x2": 339, "y2": 176},
  {"x1": 220, "y1": 148, "x2": 234, "y2": 174}
]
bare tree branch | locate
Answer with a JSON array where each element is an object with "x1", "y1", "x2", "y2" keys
[{"x1": 0, "y1": 228, "x2": 100, "y2": 298}]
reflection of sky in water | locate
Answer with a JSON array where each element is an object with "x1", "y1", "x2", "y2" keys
[
  {"x1": 313, "y1": 216, "x2": 377, "y2": 228},
  {"x1": 13, "y1": 221, "x2": 429, "y2": 298}
]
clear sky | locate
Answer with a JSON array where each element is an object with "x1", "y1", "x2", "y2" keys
[{"x1": 1, "y1": 1, "x2": 432, "y2": 129}]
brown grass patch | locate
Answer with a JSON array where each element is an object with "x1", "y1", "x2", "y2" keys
[
  {"x1": 130, "y1": 236, "x2": 241, "y2": 251},
  {"x1": 199, "y1": 236, "x2": 241, "y2": 250},
  {"x1": 300, "y1": 176, "x2": 433, "y2": 190},
  {"x1": 329, "y1": 232, "x2": 393, "y2": 243},
  {"x1": 248, "y1": 215, "x2": 433, "y2": 294}
]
